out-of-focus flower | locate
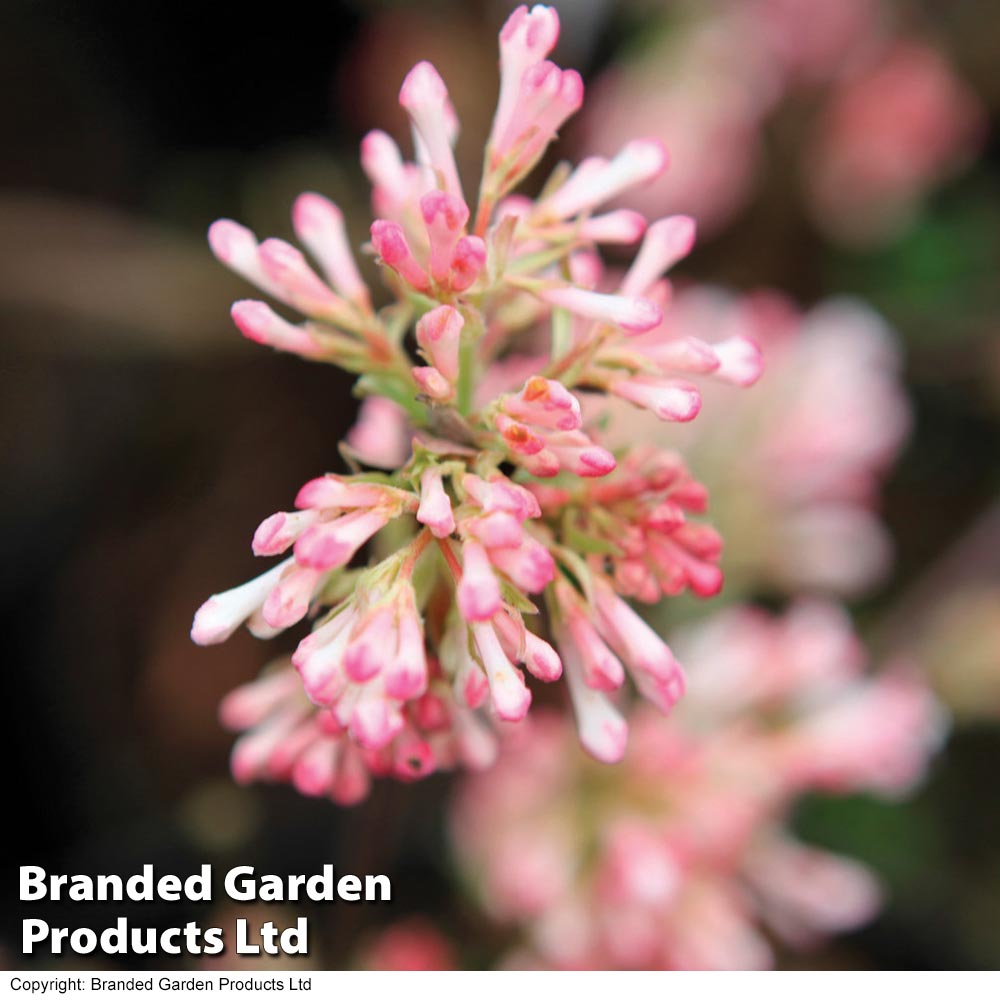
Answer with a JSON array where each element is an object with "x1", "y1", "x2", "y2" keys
[
  {"x1": 192, "y1": 5, "x2": 762, "y2": 803},
  {"x1": 597, "y1": 287, "x2": 910, "y2": 597},
  {"x1": 219, "y1": 659, "x2": 498, "y2": 803},
  {"x1": 577, "y1": 2, "x2": 981, "y2": 242},
  {"x1": 451, "y1": 601, "x2": 943, "y2": 970},
  {"x1": 579, "y1": 8, "x2": 776, "y2": 234},
  {"x1": 804, "y1": 41, "x2": 986, "y2": 245},
  {"x1": 357, "y1": 919, "x2": 457, "y2": 971}
]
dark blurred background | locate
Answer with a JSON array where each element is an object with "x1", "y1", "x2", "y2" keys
[{"x1": 2, "y1": 0, "x2": 999, "y2": 971}]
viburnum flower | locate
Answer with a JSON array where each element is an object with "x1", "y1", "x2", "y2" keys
[
  {"x1": 597, "y1": 287, "x2": 909, "y2": 598},
  {"x1": 192, "y1": 4, "x2": 761, "y2": 801},
  {"x1": 451, "y1": 601, "x2": 944, "y2": 970}
]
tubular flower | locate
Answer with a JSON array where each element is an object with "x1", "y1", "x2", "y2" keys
[
  {"x1": 194, "y1": 5, "x2": 759, "y2": 802},
  {"x1": 451, "y1": 602, "x2": 944, "y2": 970},
  {"x1": 607, "y1": 288, "x2": 910, "y2": 598}
]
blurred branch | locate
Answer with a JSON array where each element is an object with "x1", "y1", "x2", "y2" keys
[{"x1": 0, "y1": 193, "x2": 245, "y2": 358}]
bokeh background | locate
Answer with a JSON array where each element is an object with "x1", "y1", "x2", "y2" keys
[{"x1": 2, "y1": 0, "x2": 999, "y2": 971}]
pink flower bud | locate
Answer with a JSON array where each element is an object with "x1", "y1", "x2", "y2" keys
[
  {"x1": 519, "y1": 447, "x2": 561, "y2": 478},
  {"x1": 252, "y1": 509, "x2": 320, "y2": 556},
  {"x1": 399, "y1": 61, "x2": 463, "y2": 200},
  {"x1": 293, "y1": 617, "x2": 352, "y2": 705},
  {"x1": 257, "y1": 238, "x2": 347, "y2": 318},
  {"x1": 292, "y1": 192, "x2": 370, "y2": 306},
  {"x1": 344, "y1": 606, "x2": 396, "y2": 682},
  {"x1": 457, "y1": 540, "x2": 503, "y2": 622},
  {"x1": 543, "y1": 139, "x2": 668, "y2": 220},
  {"x1": 219, "y1": 670, "x2": 302, "y2": 730},
  {"x1": 262, "y1": 564, "x2": 325, "y2": 630},
  {"x1": 580, "y1": 209, "x2": 648, "y2": 245},
  {"x1": 644, "y1": 336, "x2": 721, "y2": 375},
  {"x1": 208, "y1": 220, "x2": 277, "y2": 294},
  {"x1": 595, "y1": 585, "x2": 686, "y2": 709},
  {"x1": 449, "y1": 235, "x2": 487, "y2": 292},
  {"x1": 345, "y1": 397, "x2": 411, "y2": 470},
  {"x1": 294, "y1": 508, "x2": 392, "y2": 570},
  {"x1": 492, "y1": 4, "x2": 561, "y2": 150},
  {"x1": 496, "y1": 413, "x2": 546, "y2": 456},
  {"x1": 290, "y1": 740, "x2": 337, "y2": 797},
  {"x1": 493, "y1": 62, "x2": 583, "y2": 168},
  {"x1": 421, "y1": 191, "x2": 470, "y2": 283},
  {"x1": 502, "y1": 376, "x2": 583, "y2": 431},
  {"x1": 539, "y1": 286, "x2": 662, "y2": 333},
  {"x1": 191, "y1": 558, "x2": 293, "y2": 645},
  {"x1": 230, "y1": 300, "x2": 326, "y2": 359},
  {"x1": 611, "y1": 376, "x2": 702, "y2": 422},
  {"x1": 488, "y1": 537, "x2": 555, "y2": 593},
  {"x1": 385, "y1": 602, "x2": 429, "y2": 700},
  {"x1": 294, "y1": 475, "x2": 390, "y2": 511},
  {"x1": 464, "y1": 510, "x2": 524, "y2": 549},
  {"x1": 417, "y1": 467, "x2": 456, "y2": 538},
  {"x1": 462, "y1": 474, "x2": 541, "y2": 520},
  {"x1": 416, "y1": 305, "x2": 464, "y2": 381},
  {"x1": 370, "y1": 220, "x2": 430, "y2": 291},
  {"x1": 712, "y1": 335, "x2": 765, "y2": 386},
  {"x1": 351, "y1": 697, "x2": 405, "y2": 751},
  {"x1": 559, "y1": 629, "x2": 629, "y2": 763},
  {"x1": 470, "y1": 622, "x2": 532, "y2": 722},
  {"x1": 620, "y1": 216, "x2": 697, "y2": 298},
  {"x1": 412, "y1": 365, "x2": 455, "y2": 401},
  {"x1": 360, "y1": 130, "x2": 410, "y2": 215},
  {"x1": 545, "y1": 434, "x2": 617, "y2": 477}
]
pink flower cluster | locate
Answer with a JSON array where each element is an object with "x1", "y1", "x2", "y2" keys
[
  {"x1": 192, "y1": 5, "x2": 762, "y2": 802},
  {"x1": 606, "y1": 287, "x2": 911, "y2": 597},
  {"x1": 451, "y1": 601, "x2": 943, "y2": 970}
]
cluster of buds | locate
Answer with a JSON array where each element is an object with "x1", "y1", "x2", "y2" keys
[
  {"x1": 193, "y1": 5, "x2": 761, "y2": 802},
  {"x1": 624, "y1": 289, "x2": 910, "y2": 597},
  {"x1": 451, "y1": 601, "x2": 943, "y2": 970}
]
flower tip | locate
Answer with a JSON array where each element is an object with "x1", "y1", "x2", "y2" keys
[
  {"x1": 714, "y1": 336, "x2": 765, "y2": 387},
  {"x1": 385, "y1": 664, "x2": 429, "y2": 701},
  {"x1": 650, "y1": 214, "x2": 697, "y2": 258},
  {"x1": 585, "y1": 717, "x2": 629, "y2": 764},
  {"x1": 671, "y1": 387, "x2": 702, "y2": 422},
  {"x1": 190, "y1": 598, "x2": 231, "y2": 646},
  {"x1": 252, "y1": 511, "x2": 287, "y2": 555},
  {"x1": 399, "y1": 60, "x2": 448, "y2": 110},
  {"x1": 292, "y1": 191, "x2": 343, "y2": 233},
  {"x1": 619, "y1": 297, "x2": 663, "y2": 333},
  {"x1": 577, "y1": 447, "x2": 617, "y2": 477},
  {"x1": 230, "y1": 299, "x2": 272, "y2": 344},
  {"x1": 208, "y1": 219, "x2": 254, "y2": 264},
  {"x1": 625, "y1": 138, "x2": 670, "y2": 182},
  {"x1": 491, "y1": 674, "x2": 532, "y2": 722},
  {"x1": 370, "y1": 219, "x2": 408, "y2": 265},
  {"x1": 420, "y1": 189, "x2": 469, "y2": 229},
  {"x1": 500, "y1": 4, "x2": 560, "y2": 48},
  {"x1": 458, "y1": 587, "x2": 502, "y2": 623},
  {"x1": 450, "y1": 235, "x2": 487, "y2": 291}
]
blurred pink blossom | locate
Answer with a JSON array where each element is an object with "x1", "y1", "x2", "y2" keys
[
  {"x1": 804, "y1": 40, "x2": 986, "y2": 244},
  {"x1": 451, "y1": 601, "x2": 943, "y2": 970},
  {"x1": 577, "y1": 2, "x2": 981, "y2": 242},
  {"x1": 597, "y1": 287, "x2": 912, "y2": 597}
]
